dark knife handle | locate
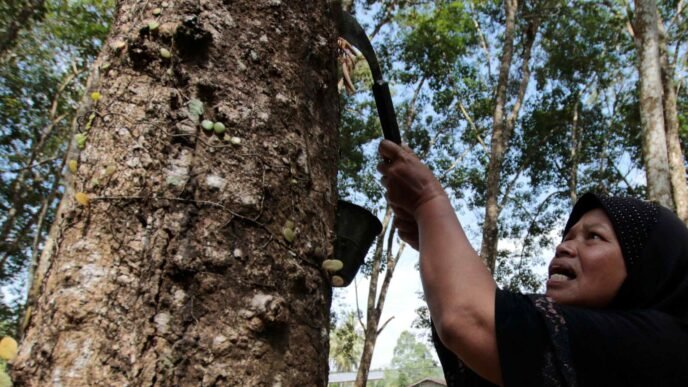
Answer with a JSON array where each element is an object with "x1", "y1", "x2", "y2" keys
[{"x1": 372, "y1": 81, "x2": 402, "y2": 144}]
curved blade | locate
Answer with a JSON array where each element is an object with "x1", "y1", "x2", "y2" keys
[
  {"x1": 338, "y1": 11, "x2": 382, "y2": 81},
  {"x1": 338, "y1": 11, "x2": 401, "y2": 144}
]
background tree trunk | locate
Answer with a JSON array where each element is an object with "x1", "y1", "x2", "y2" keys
[
  {"x1": 354, "y1": 208, "x2": 391, "y2": 387},
  {"x1": 354, "y1": 210, "x2": 405, "y2": 387},
  {"x1": 480, "y1": 0, "x2": 517, "y2": 272},
  {"x1": 569, "y1": 93, "x2": 581, "y2": 206},
  {"x1": 633, "y1": 0, "x2": 674, "y2": 208},
  {"x1": 353, "y1": 77, "x2": 424, "y2": 385},
  {"x1": 14, "y1": 1, "x2": 339, "y2": 385},
  {"x1": 0, "y1": 0, "x2": 46, "y2": 60},
  {"x1": 657, "y1": 17, "x2": 688, "y2": 223},
  {"x1": 481, "y1": 0, "x2": 538, "y2": 272}
]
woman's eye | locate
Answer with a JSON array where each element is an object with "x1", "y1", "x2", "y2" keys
[{"x1": 589, "y1": 233, "x2": 601, "y2": 240}]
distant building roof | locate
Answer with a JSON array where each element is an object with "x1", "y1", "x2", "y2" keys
[
  {"x1": 408, "y1": 377, "x2": 447, "y2": 387},
  {"x1": 328, "y1": 370, "x2": 385, "y2": 383}
]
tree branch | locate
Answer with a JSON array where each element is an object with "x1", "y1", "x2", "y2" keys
[
  {"x1": 376, "y1": 316, "x2": 395, "y2": 335},
  {"x1": 403, "y1": 77, "x2": 427, "y2": 138},
  {"x1": 459, "y1": 102, "x2": 489, "y2": 154},
  {"x1": 354, "y1": 278, "x2": 366, "y2": 332},
  {"x1": 667, "y1": 0, "x2": 685, "y2": 32},
  {"x1": 469, "y1": 1, "x2": 493, "y2": 83},
  {"x1": 0, "y1": 156, "x2": 61, "y2": 173},
  {"x1": 374, "y1": 227, "x2": 405, "y2": 325}
]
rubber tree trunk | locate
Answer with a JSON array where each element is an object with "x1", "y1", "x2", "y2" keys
[
  {"x1": 13, "y1": 1, "x2": 340, "y2": 385},
  {"x1": 633, "y1": 0, "x2": 674, "y2": 208}
]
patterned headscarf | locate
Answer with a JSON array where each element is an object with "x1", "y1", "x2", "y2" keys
[{"x1": 562, "y1": 192, "x2": 688, "y2": 320}]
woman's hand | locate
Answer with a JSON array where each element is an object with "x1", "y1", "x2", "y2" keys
[
  {"x1": 392, "y1": 206, "x2": 419, "y2": 250},
  {"x1": 378, "y1": 142, "x2": 500, "y2": 385},
  {"x1": 377, "y1": 140, "x2": 446, "y2": 249},
  {"x1": 377, "y1": 140, "x2": 446, "y2": 216}
]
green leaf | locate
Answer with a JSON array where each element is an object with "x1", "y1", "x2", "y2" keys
[
  {"x1": 322, "y1": 259, "x2": 344, "y2": 272},
  {"x1": 213, "y1": 122, "x2": 226, "y2": 134},
  {"x1": 0, "y1": 337, "x2": 17, "y2": 361},
  {"x1": 189, "y1": 99, "x2": 204, "y2": 116},
  {"x1": 0, "y1": 365, "x2": 11, "y2": 387},
  {"x1": 282, "y1": 226, "x2": 295, "y2": 243},
  {"x1": 75, "y1": 134, "x2": 87, "y2": 149},
  {"x1": 187, "y1": 98, "x2": 204, "y2": 123},
  {"x1": 201, "y1": 120, "x2": 214, "y2": 131},
  {"x1": 187, "y1": 98, "x2": 203, "y2": 123}
]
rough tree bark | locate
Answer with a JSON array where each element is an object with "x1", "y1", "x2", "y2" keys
[
  {"x1": 14, "y1": 1, "x2": 340, "y2": 385},
  {"x1": 633, "y1": 0, "x2": 674, "y2": 208}
]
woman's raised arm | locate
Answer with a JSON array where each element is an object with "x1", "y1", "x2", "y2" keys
[{"x1": 377, "y1": 140, "x2": 502, "y2": 385}]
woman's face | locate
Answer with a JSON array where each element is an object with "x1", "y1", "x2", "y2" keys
[{"x1": 546, "y1": 208, "x2": 626, "y2": 307}]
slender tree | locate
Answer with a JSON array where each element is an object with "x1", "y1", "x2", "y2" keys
[
  {"x1": 384, "y1": 330, "x2": 441, "y2": 386},
  {"x1": 633, "y1": 0, "x2": 674, "y2": 207},
  {"x1": 354, "y1": 208, "x2": 404, "y2": 386},
  {"x1": 14, "y1": 1, "x2": 339, "y2": 384},
  {"x1": 479, "y1": 0, "x2": 517, "y2": 271},
  {"x1": 481, "y1": 0, "x2": 544, "y2": 272},
  {"x1": 657, "y1": 10, "x2": 688, "y2": 223}
]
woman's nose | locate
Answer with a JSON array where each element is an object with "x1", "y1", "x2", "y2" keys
[{"x1": 555, "y1": 240, "x2": 576, "y2": 258}]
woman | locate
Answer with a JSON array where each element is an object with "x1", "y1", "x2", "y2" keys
[{"x1": 377, "y1": 140, "x2": 688, "y2": 386}]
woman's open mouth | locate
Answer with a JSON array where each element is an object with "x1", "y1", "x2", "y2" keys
[
  {"x1": 549, "y1": 273, "x2": 572, "y2": 281},
  {"x1": 548, "y1": 265, "x2": 577, "y2": 282}
]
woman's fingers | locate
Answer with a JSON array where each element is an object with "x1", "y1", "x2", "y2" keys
[
  {"x1": 378, "y1": 139, "x2": 404, "y2": 162},
  {"x1": 380, "y1": 176, "x2": 388, "y2": 189},
  {"x1": 392, "y1": 208, "x2": 419, "y2": 250},
  {"x1": 398, "y1": 230, "x2": 419, "y2": 250},
  {"x1": 377, "y1": 160, "x2": 389, "y2": 175},
  {"x1": 377, "y1": 139, "x2": 445, "y2": 216},
  {"x1": 377, "y1": 140, "x2": 403, "y2": 177},
  {"x1": 392, "y1": 205, "x2": 414, "y2": 221},
  {"x1": 394, "y1": 217, "x2": 417, "y2": 233}
]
